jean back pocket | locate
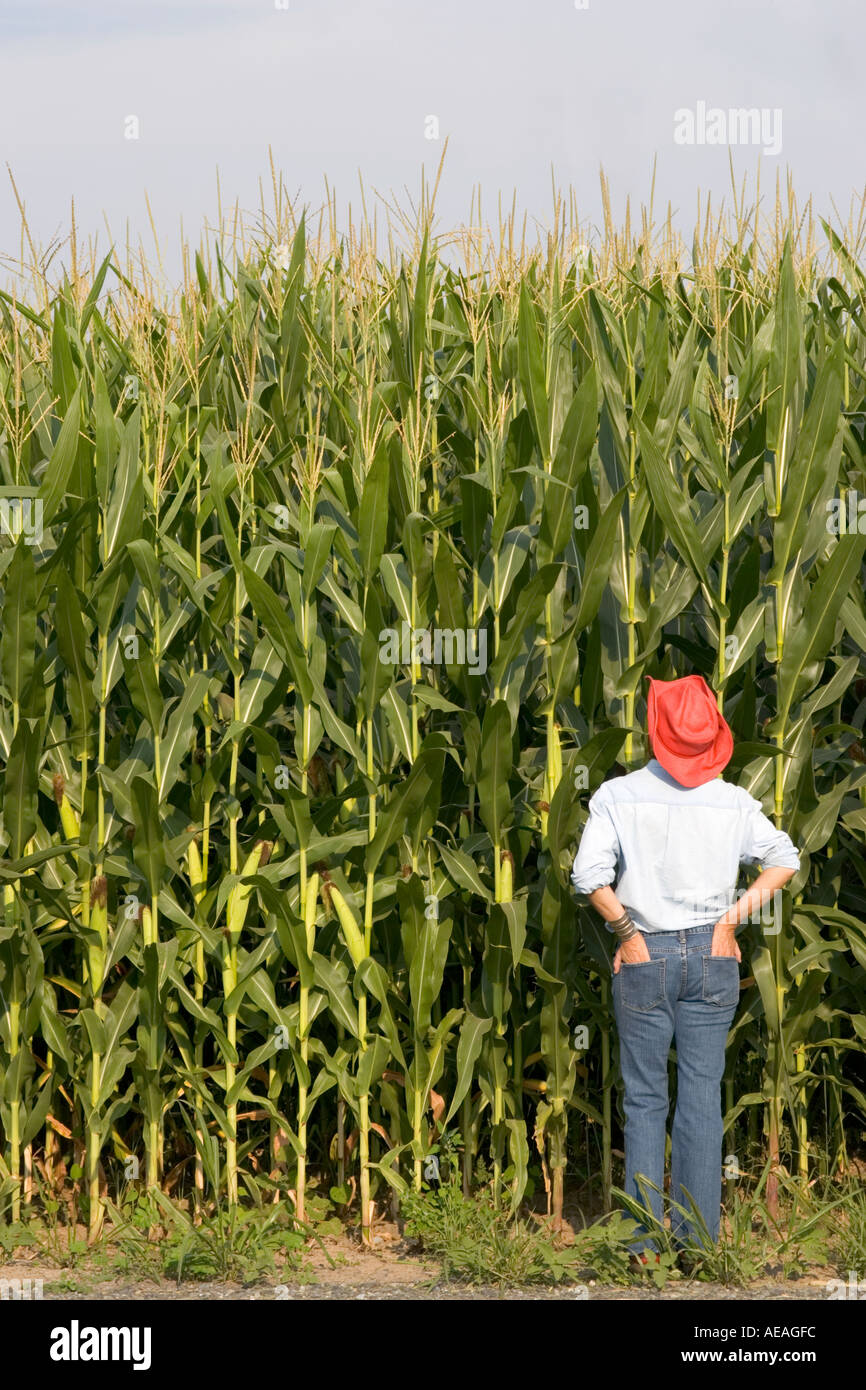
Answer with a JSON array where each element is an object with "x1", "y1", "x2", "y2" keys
[
  {"x1": 619, "y1": 957, "x2": 666, "y2": 1012},
  {"x1": 702, "y1": 955, "x2": 740, "y2": 1008}
]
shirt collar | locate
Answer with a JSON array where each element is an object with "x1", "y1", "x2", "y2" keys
[{"x1": 647, "y1": 757, "x2": 683, "y2": 787}]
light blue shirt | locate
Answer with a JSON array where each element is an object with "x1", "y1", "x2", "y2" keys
[{"x1": 570, "y1": 759, "x2": 801, "y2": 933}]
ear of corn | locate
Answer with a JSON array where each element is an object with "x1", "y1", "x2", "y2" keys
[
  {"x1": 304, "y1": 871, "x2": 319, "y2": 957},
  {"x1": 326, "y1": 883, "x2": 367, "y2": 968},
  {"x1": 226, "y1": 841, "x2": 269, "y2": 943}
]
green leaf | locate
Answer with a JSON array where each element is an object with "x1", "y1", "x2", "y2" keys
[
  {"x1": 39, "y1": 383, "x2": 83, "y2": 525},
  {"x1": 55, "y1": 564, "x2": 94, "y2": 739},
  {"x1": 768, "y1": 338, "x2": 844, "y2": 584},
  {"x1": 130, "y1": 776, "x2": 165, "y2": 898},
  {"x1": 776, "y1": 534, "x2": 866, "y2": 728},
  {"x1": 444, "y1": 1010, "x2": 492, "y2": 1123},
  {"x1": 302, "y1": 523, "x2": 337, "y2": 600},
  {"x1": 434, "y1": 840, "x2": 492, "y2": 902},
  {"x1": 158, "y1": 672, "x2": 210, "y2": 801},
  {"x1": 1, "y1": 543, "x2": 36, "y2": 707},
  {"x1": 768, "y1": 238, "x2": 806, "y2": 454},
  {"x1": 311, "y1": 955, "x2": 360, "y2": 1038},
  {"x1": 126, "y1": 539, "x2": 161, "y2": 599},
  {"x1": 477, "y1": 701, "x2": 512, "y2": 846},
  {"x1": 488, "y1": 563, "x2": 560, "y2": 687},
  {"x1": 408, "y1": 913, "x2": 452, "y2": 1036},
  {"x1": 357, "y1": 447, "x2": 390, "y2": 579},
  {"x1": 538, "y1": 366, "x2": 598, "y2": 561},
  {"x1": 518, "y1": 281, "x2": 550, "y2": 458},
  {"x1": 637, "y1": 421, "x2": 707, "y2": 583},
  {"x1": 101, "y1": 407, "x2": 144, "y2": 562},
  {"x1": 242, "y1": 563, "x2": 314, "y2": 704},
  {"x1": 364, "y1": 736, "x2": 447, "y2": 875},
  {"x1": 573, "y1": 485, "x2": 627, "y2": 631},
  {"x1": 3, "y1": 718, "x2": 40, "y2": 859}
]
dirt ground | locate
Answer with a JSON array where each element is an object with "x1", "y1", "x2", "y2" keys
[{"x1": 0, "y1": 1224, "x2": 835, "y2": 1301}]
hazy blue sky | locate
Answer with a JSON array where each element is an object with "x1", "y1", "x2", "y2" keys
[{"x1": 0, "y1": 0, "x2": 862, "y2": 281}]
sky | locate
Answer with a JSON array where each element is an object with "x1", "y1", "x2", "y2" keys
[{"x1": 0, "y1": 0, "x2": 863, "y2": 284}]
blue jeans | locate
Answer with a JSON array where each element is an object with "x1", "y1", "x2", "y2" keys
[{"x1": 612, "y1": 925, "x2": 739, "y2": 1252}]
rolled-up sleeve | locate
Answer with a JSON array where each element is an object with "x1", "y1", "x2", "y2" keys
[
  {"x1": 571, "y1": 792, "x2": 621, "y2": 895},
  {"x1": 740, "y1": 799, "x2": 800, "y2": 871}
]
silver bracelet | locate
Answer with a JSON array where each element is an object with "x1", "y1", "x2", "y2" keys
[{"x1": 609, "y1": 910, "x2": 638, "y2": 943}]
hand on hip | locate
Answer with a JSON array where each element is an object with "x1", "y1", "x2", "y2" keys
[
  {"x1": 613, "y1": 932, "x2": 651, "y2": 973},
  {"x1": 711, "y1": 923, "x2": 741, "y2": 960}
]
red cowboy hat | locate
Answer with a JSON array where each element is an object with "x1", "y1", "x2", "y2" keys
[{"x1": 646, "y1": 674, "x2": 733, "y2": 787}]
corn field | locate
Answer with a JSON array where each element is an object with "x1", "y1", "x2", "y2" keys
[{"x1": 2, "y1": 180, "x2": 866, "y2": 1246}]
